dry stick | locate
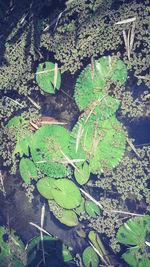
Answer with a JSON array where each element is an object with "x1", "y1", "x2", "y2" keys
[
  {"x1": 76, "y1": 123, "x2": 84, "y2": 153},
  {"x1": 90, "y1": 118, "x2": 99, "y2": 156},
  {"x1": 0, "y1": 170, "x2": 6, "y2": 197},
  {"x1": 35, "y1": 68, "x2": 61, "y2": 75},
  {"x1": 126, "y1": 137, "x2": 142, "y2": 159},
  {"x1": 40, "y1": 204, "x2": 46, "y2": 267},
  {"x1": 29, "y1": 222, "x2": 52, "y2": 237},
  {"x1": 27, "y1": 96, "x2": 41, "y2": 109},
  {"x1": 60, "y1": 150, "x2": 86, "y2": 179},
  {"x1": 127, "y1": 28, "x2": 131, "y2": 61},
  {"x1": 5, "y1": 96, "x2": 24, "y2": 107},
  {"x1": 115, "y1": 17, "x2": 136, "y2": 25},
  {"x1": 135, "y1": 75, "x2": 150, "y2": 81},
  {"x1": 54, "y1": 63, "x2": 58, "y2": 90},
  {"x1": 89, "y1": 241, "x2": 109, "y2": 266},
  {"x1": 130, "y1": 20, "x2": 136, "y2": 51},
  {"x1": 91, "y1": 55, "x2": 94, "y2": 83}
]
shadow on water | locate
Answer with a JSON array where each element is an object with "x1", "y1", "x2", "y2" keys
[{"x1": 0, "y1": 0, "x2": 66, "y2": 65}]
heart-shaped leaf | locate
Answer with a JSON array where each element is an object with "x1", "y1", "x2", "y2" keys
[
  {"x1": 36, "y1": 177, "x2": 55, "y2": 199},
  {"x1": 51, "y1": 178, "x2": 81, "y2": 209},
  {"x1": 82, "y1": 246, "x2": 99, "y2": 267},
  {"x1": 36, "y1": 62, "x2": 61, "y2": 94},
  {"x1": 19, "y1": 158, "x2": 38, "y2": 184},
  {"x1": 85, "y1": 200, "x2": 100, "y2": 218},
  {"x1": 74, "y1": 162, "x2": 90, "y2": 185}
]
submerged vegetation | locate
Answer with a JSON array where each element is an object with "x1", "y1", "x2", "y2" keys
[{"x1": 0, "y1": 0, "x2": 150, "y2": 266}]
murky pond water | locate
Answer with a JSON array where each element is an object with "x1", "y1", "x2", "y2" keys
[{"x1": 0, "y1": 0, "x2": 150, "y2": 266}]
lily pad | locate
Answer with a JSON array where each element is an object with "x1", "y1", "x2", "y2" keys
[
  {"x1": 117, "y1": 215, "x2": 150, "y2": 267},
  {"x1": 82, "y1": 246, "x2": 99, "y2": 267},
  {"x1": 30, "y1": 125, "x2": 71, "y2": 178},
  {"x1": 36, "y1": 177, "x2": 55, "y2": 199},
  {"x1": 51, "y1": 205, "x2": 79, "y2": 227},
  {"x1": 51, "y1": 178, "x2": 81, "y2": 209},
  {"x1": 19, "y1": 157, "x2": 38, "y2": 184},
  {"x1": 74, "y1": 162, "x2": 90, "y2": 185},
  {"x1": 36, "y1": 61, "x2": 61, "y2": 94},
  {"x1": 85, "y1": 200, "x2": 100, "y2": 218}
]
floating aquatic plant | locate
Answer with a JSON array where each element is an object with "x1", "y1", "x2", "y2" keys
[
  {"x1": 37, "y1": 177, "x2": 81, "y2": 209},
  {"x1": 48, "y1": 199, "x2": 79, "y2": 227},
  {"x1": 36, "y1": 62, "x2": 61, "y2": 94},
  {"x1": 116, "y1": 215, "x2": 150, "y2": 267},
  {"x1": 19, "y1": 158, "x2": 38, "y2": 184},
  {"x1": 74, "y1": 161, "x2": 90, "y2": 185},
  {"x1": 0, "y1": 226, "x2": 26, "y2": 266},
  {"x1": 74, "y1": 56, "x2": 127, "y2": 113},
  {"x1": 69, "y1": 114, "x2": 126, "y2": 174},
  {"x1": 85, "y1": 200, "x2": 100, "y2": 218},
  {"x1": 82, "y1": 245, "x2": 99, "y2": 267},
  {"x1": 30, "y1": 125, "x2": 71, "y2": 178}
]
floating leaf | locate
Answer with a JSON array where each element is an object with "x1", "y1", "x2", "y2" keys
[
  {"x1": 74, "y1": 197, "x2": 85, "y2": 215},
  {"x1": 0, "y1": 226, "x2": 26, "y2": 266},
  {"x1": 51, "y1": 178, "x2": 81, "y2": 209},
  {"x1": 19, "y1": 158, "x2": 38, "y2": 184},
  {"x1": 48, "y1": 199, "x2": 78, "y2": 226},
  {"x1": 13, "y1": 133, "x2": 32, "y2": 158},
  {"x1": 74, "y1": 162, "x2": 90, "y2": 185},
  {"x1": 36, "y1": 177, "x2": 55, "y2": 199},
  {"x1": 69, "y1": 115, "x2": 126, "y2": 174},
  {"x1": 74, "y1": 55, "x2": 127, "y2": 112},
  {"x1": 117, "y1": 216, "x2": 150, "y2": 267},
  {"x1": 55, "y1": 209, "x2": 78, "y2": 227},
  {"x1": 39, "y1": 178, "x2": 81, "y2": 209},
  {"x1": 36, "y1": 62, "x2": 61, "y2": 94},
  {"x1": 117, "y1": 215, "x2": 150, "y2": 245},
  {"x1": 88, "y1": 230, "x2": 110, "y2": 265},
  {"x1": 82, "y1": 246, "x2": 99, "y2": 267},
  {"x1": 30, "y1": 125, "x2": 71, "y2": 178},
  {"x1": 85, "y1": 200, "x2": 100, "y2": 218}
]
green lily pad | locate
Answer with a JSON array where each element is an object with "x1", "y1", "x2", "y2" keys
[
  {"x1": 117, "y1": 216, "x2": 150, "y2": 267},
  {"x1": 30, "y1": 125, "x2": 71, "y2": 178},
  {"x1": 51, "y1": 178, "x2": 81, "y2": 209},
  {"x1": 36, "y1": 61, "x2": 61, "y2": 94},
  {"x1": 36, "y1": 177, "x2": 55, "y2": 199},
  {"x1": 74, "y1": 162, "x2": 90, "y2": 185},
  {"x1": 55, "y1": 209, "x2": 78, "y2": 227},
  {"x1": 19, "y1": 157, "x2": 38, "y2": 184},
  {"x1": 82, "y1": 246, "x2": 99, "y2": 267},
  {"x1": 85, "y1": 200, "x2": 100, "y2": 218}
]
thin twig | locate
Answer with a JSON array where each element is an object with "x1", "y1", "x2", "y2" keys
[
  {"x1": 89, "y1": 241, "x2": 109, "y2": 266},
  {"x1": 40, "y1": 204, "x2": 46, "y2": 267},
  {"x1": 115, "y1": 17, "x2": 136, "y2": 25},
  {"x1": 126, "y1": 137, "x2": 142, "y2": 158},
  {"x1": 27, "y1": 96, "x2": 41, "y2": 109}
]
